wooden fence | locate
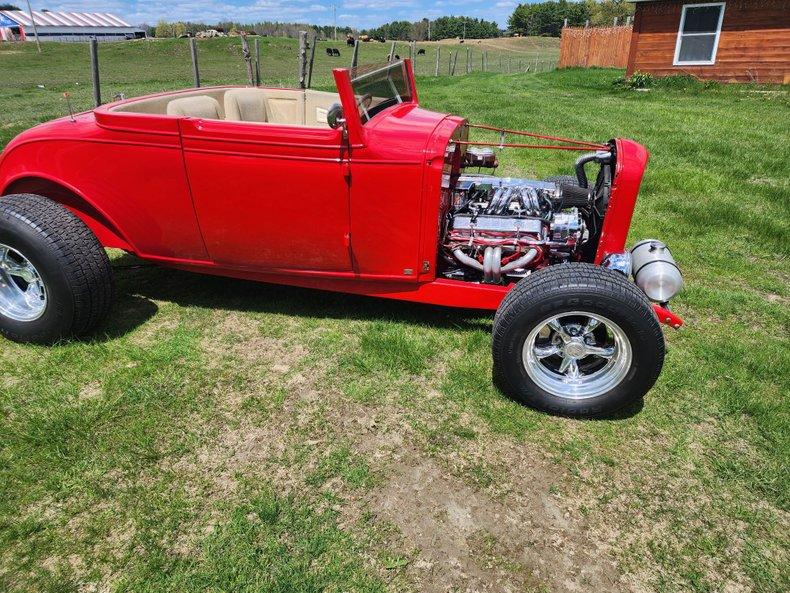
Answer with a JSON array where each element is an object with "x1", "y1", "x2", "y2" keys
[{"x1": 559, "y1": 26, "x2": 632, "y2": 69}]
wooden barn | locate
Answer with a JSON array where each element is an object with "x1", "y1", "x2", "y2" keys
[{"x1": 626, "y1": 0, "x2": 789, "y2": 83}]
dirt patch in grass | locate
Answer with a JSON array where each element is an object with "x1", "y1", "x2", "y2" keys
[
  {"x1": 312, "y1": 387, "x2": 627, "y2": 592},
  {"x1": 128, "y1": 314, "x2": 180, "y2": 347},
  {"x1": 367, "y1": 452, "x2": 624, "y2": 592}
]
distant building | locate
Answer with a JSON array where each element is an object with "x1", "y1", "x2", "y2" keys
[
  {"x1": 626, "y1": 0, "x2": 789, "y2": 83},
  {"x1": 0, "y1": 10, "x2": 145, "y2": 43}
]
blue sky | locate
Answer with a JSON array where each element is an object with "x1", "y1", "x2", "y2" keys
[{"x1": 32, "y1": 0, "x2": 525, "y2": 29}]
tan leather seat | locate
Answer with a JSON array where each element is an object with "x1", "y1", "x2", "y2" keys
[
  {"x1": 166, "y1": 96, "x2": 222, "y2": 119},
  {"x1": 224, "y1": 89, "x2": 268, "y2": 122}
]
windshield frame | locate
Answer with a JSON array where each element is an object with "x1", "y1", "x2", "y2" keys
[{"x1": 348, "y1": 60, "x2": 417, "y2": 125}]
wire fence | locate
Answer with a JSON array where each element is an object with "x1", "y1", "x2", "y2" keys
[{"x1": 0, "y1": 36, "x2": 560, "y2": 114}]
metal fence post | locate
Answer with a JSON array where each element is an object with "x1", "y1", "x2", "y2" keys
[
  {"x1": 451, "y1": 51, "x2": 458, "y2": 76},
  {"x1": 466, "y1": 47, "x2": 471, "y2": 74},
  {"x1": 89, "y1": 38, "x2": 101, "y2": 107},
  {"x1": 306, "y1": 35, "x2": 317, "y2": 88},
  {"x1": 254, "y1": 37, "x2": 261, "y2": 86},
  {"x1": 351, "y1": 39, "x2": 360, "y2": 68},
  {"x1": 435, "y1": 47, "x2": 440, "y2": 76},
  {"x1": 190, "y1": 38, "x2": 201, "y2": 88},
  {"x1": 298, "y1": 31, "x2": 307, "y2": 88}
]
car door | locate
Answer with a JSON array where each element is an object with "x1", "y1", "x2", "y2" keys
[{"x1": 179, "y1": 116, "x2": 351, "y2": 272}]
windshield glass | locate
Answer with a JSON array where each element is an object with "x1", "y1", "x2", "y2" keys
[{"x1": 349, "y1": 60, "x2": 413, "y2": 124}]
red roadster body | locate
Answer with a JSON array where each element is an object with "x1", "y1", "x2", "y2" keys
[{"x1": 0, "y1": 60, "x2": 683, "y2": 416}]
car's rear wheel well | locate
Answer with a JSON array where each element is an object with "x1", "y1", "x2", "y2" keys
[{"x1": 2, "y1": 177, "x2": 131, "y2": 251}]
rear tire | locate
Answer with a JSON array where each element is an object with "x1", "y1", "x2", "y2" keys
[
  {"x1": 0, "y1": 194, "x2": 115, "y2": 344},
  {"x1": 493, "y1": 263, "x2": 664, "y2": 418}
]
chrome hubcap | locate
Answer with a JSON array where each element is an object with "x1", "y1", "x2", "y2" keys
[
  {"x1": 522, "y1": 311, "x2": 632, "y2": 399},
  {"x1": 0, "y1": 243, "x2": 47, "y2": 322}
]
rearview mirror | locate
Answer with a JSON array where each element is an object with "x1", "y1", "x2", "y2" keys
[{"x1": 327, "y1": 103, "x2": 345, "y2": 130}]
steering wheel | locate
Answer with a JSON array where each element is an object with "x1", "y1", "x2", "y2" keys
[{"x1": 356, "y1": 93, "x2": 373, "y2": 110}]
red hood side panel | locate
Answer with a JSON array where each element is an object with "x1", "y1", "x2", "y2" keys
[{"x1": 347, "y1": 104, "x2": 458, "y2": 279}]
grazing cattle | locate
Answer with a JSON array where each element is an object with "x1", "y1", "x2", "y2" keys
[
  {"x1": 346, "y1": 36, "x2": 355, "y2": 46},
  {"x1": 417, "y1": 48, "x2": 426, "y2": 55},
  {"x1": 326, "y1": 48, "x2": 333, "y2": 56},
  {"x1": 332, "y1": 48, "x2": 340, "y2": 57},
  {"x1": 394, "y1": 54, "x2": 400, "y2": 60}
]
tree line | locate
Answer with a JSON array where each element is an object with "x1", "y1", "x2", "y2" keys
[
  {"x1": 142, "y1": 1, "x2": 634, "y2": 41},
  {"x1": 362, "y1": 16, "x2": 501, "y2": 41},
  {"x1": 508, "y1": 0, "x2": 634, "y2": 37}
]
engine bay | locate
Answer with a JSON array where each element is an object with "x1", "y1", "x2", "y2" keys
[{"x1": 440, "y1": 146, "x2": 614, "y2": 284}]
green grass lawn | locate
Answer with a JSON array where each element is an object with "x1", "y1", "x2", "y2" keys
[{"x1": 1, "y1": 39, "x2": 789, "y2": 593}]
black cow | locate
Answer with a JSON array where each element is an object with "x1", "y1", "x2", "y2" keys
[
  {"x1": 393, "y1": 54, "x2": 400, "y2": 60},
  {"x1": 332, "y1": 48, "x2": 340, "y2": 57},
  {"x1": 346, "y1": 36, "x2": 355, "y2": 46},
  {"x1": 325, "y1": 48, "x2": 333, "y2": 56},
  {"x1": 417, "y1": 48, "x2": 426, "y2": 55}
]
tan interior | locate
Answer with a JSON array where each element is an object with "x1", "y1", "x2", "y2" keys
[{"x1": 112, "y1": 87, "x2": 339, "y2": 128}]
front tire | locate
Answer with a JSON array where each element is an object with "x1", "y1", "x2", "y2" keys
[
  {"x1": 493, "y1": 263, "x2": 664, "y2": 418},
  {"x1": 0, "y1": 194, "x2": 115, "y2": 344}
]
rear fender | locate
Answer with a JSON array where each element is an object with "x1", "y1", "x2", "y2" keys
[{"x1": 1, "y1": 175, "x2": 133, "y2": 251}]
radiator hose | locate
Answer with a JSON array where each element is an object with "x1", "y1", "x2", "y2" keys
[{"x1": 575, "y1": 150, "x2": 612, "y2": 188}]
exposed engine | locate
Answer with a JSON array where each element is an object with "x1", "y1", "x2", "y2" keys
[{"x1": 441, "y1": 148, "x2": 613, "y2": 283}]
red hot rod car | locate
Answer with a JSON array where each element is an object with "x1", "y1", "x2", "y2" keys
[{"x1": 0, "y1": 60, "x2": 683, "y2": 417}]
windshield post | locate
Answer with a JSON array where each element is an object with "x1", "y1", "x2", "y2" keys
[
  {"x1": 332, "y1": 68, "x2": 365, "y2": 145},
  {"x1": 404, "y1": 59, "x2": 418, "y2": 104}
]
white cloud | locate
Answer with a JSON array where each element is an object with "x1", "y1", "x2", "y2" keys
[{"x1": 42, "y1": 0, "x2": 514, "y2": 28}]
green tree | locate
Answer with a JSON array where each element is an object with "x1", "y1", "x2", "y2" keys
[
  {"x1": 509, "y1": 1, "x2": 590, "y2": 37},
  {"x1": 154, "y1": 19, "x2": 174, "y2": 38},
  {"x1": 508, "y1": 1, "x2": 632, "y2": 36},
  {"x1": 365, "y1": 16, "x2": 499, "y2": 41},
  {"x1": 0, "y1": 4, "x2": 21, "y2": 10},
  {"x1": 173, "y1": 22, "x2": 187, "y2": 37},
  {"x1": 586, "y1": 0, "x2": 634, "y2": 26}
]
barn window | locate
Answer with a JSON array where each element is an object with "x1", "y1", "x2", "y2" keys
[{"x1": 674, "y1": 2, "x2": 726, "y2": 66}]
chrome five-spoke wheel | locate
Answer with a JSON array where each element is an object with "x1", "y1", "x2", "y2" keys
[
  {"x1": 0, "y1": 243, "x2": 47, "y2": 322},
  {"x1": 493, "y1": 264, "x2": 665, "y2": 417},
  {"x1": 522, "y1": 311, "x2": 632, "y2": 400}
]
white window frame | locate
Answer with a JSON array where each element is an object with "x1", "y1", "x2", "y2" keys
[{"x1": 673, "y1": 2, "x2": 726, "y2": 66}]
